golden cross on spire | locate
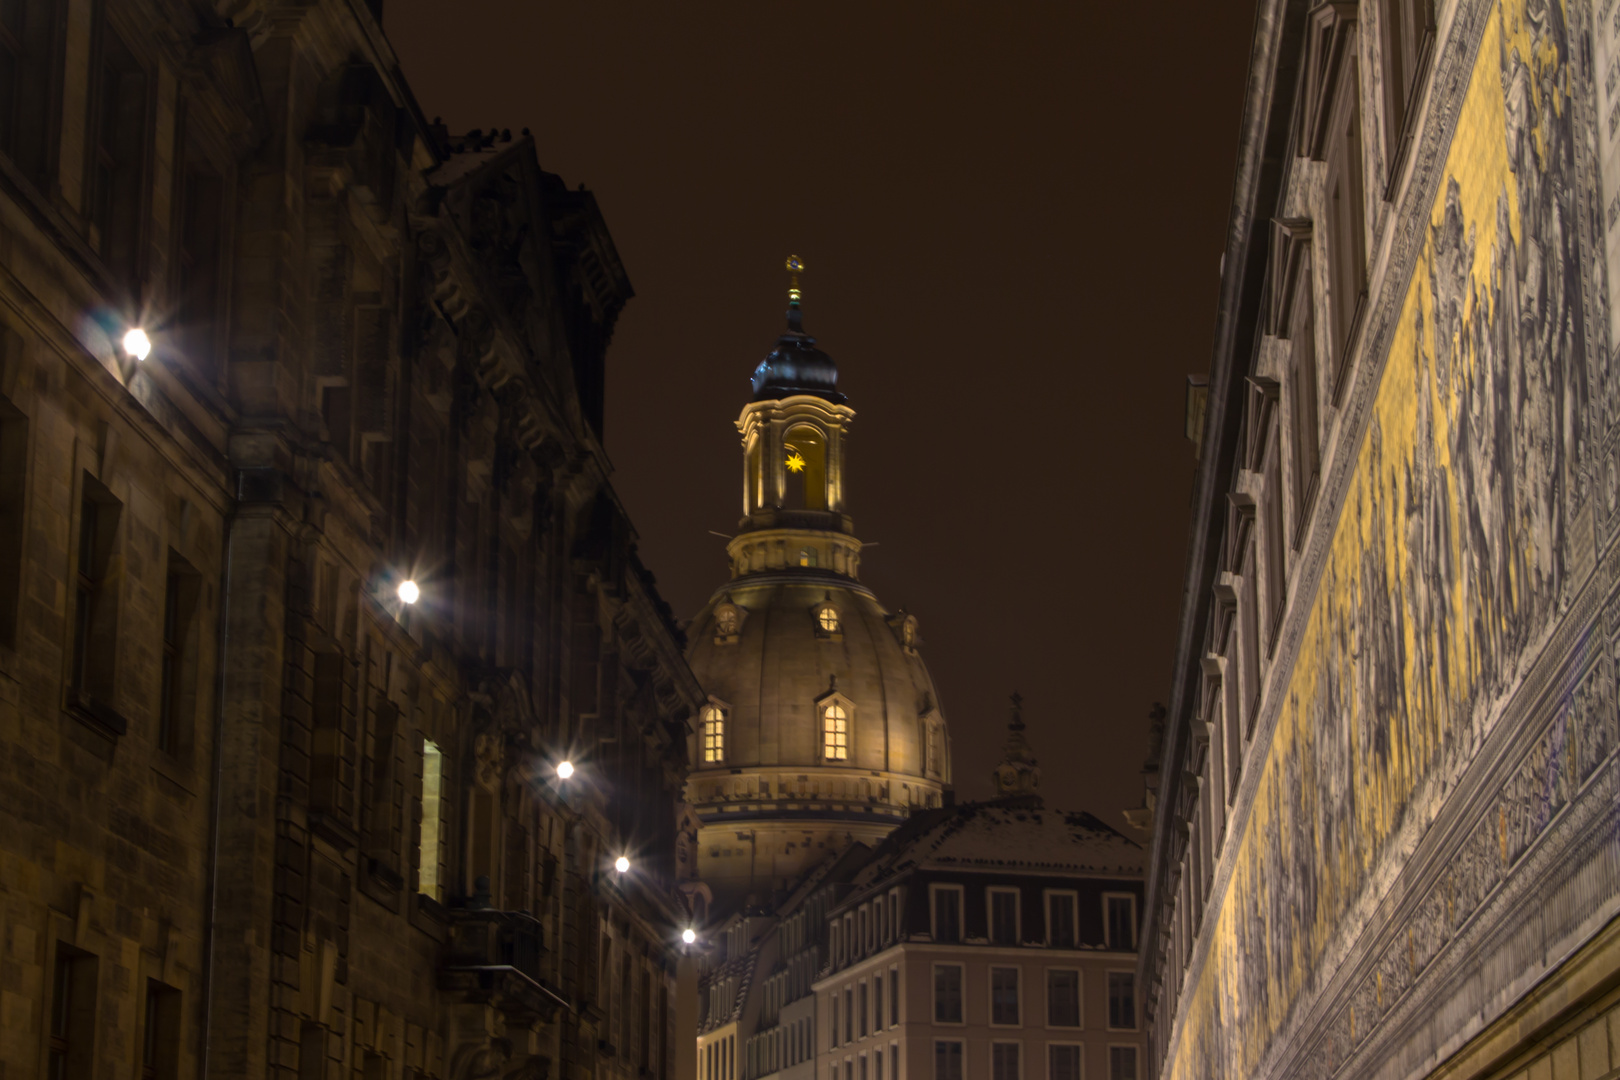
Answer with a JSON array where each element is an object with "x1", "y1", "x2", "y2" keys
[{"x1": 786, "y1": 255, "x2": 804, "y2": 305}]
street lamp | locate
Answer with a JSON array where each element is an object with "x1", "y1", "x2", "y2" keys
[
  {"x1": 682, "y1": 928, "x2": 697, "y2": 945},
  {"x1": 122, "y1": 328, "x2": 151, "y2": 361},
  {"x1": 615, "y1": 855, "x2": 631, "y2": 874},
  {"x1": 397, "y1": 579, "x2": 420, "y2": 605},
  {"x1": 556, "y1": 760, "x2": 575, "y2": 780}
]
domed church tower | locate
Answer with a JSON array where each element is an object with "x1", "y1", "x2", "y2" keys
[{"x1": 686, "y1": 258, "x2": 951, "y2": 910}]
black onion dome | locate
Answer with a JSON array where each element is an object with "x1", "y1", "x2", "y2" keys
[{"x1": 750, "y1": 304, "x2": 845, "y2": 403}]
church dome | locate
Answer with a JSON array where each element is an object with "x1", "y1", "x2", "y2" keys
[{"x1": 684, "y1": 258, "x2": 950, "y2": 908}]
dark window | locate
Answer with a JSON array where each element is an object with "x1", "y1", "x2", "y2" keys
[
  {"x1": 1325, "y1": 60, "x2": 1365, "y2": 391},
  {"x1": 889, "y1": 968, "x2": 899, "y2": 1026},
  {"x1": 1107, "y1": 972, "x2": 1137, "y2": 1030},
  {"x1": 934, "y1": 1041, "x2": 962, "y2": 1080},
  {"x1": 1264, "y1": 429, "x2": 1287, "y2": 646},
  {"x1": 368, "y1": 698, "x2": 399, "y2": 863},
  {"x1": 991, "y1": 1043, "x2": 1019, "y2": 1080},
  {"x1": 874, "y1": 1048, "x2": 882, "y2": 1080},
  {"x1": 932, "y1": 887, "x2": 961, "y2": 943},
  {"x1": 71, "y1": 478, "x2": 120, "y2": 702},
  {"x1": 1379, "y1": 0, "x2": 1432, "y2": 169},
  {"x1": 844, "y1": 987, "x2": 853, "y2": 1044},
  {"x1": 989, "y1": 889, "x2": 1019, "y2": 945},
  {"x1": 1109, "y1": 1046, "x2": 1139, "y2": 1080},
  {"x1": 1288, "y1": 267, "x2": 1320, "y2": 532},
  {"x1": 933, "y1": 965, "x2": 962, "y2": 1024},
  {"x1": 830, "y1": 991, "x2": 838, "y2": 1048},
  {"x1": 889, "y1": 1044, "x2": 898, "y2": 1080},
  {"x1": 0, "y1": 388, "x2": 26, "y2": 647},
  {"x1": 990, "y1": 967, "x2": 1019, "y2": 1025},
  {"x1": 0, "y1": 0, "x2": 64, "y2": 185},
  {"x1": 872, "y1": 972, "x2": 883, "y2": 1033},
  {"x1": 157, "y1": 556, "x2": 198, "y2": 756},
  {"x1": 88, "y1": 24, "x2": 148, "y2": 291},
  {"x1": 1047, "y1": 970, "x2": 1081, "y2": 1028},
  {"x1": 48, "y1": 945, "x2": 96, "y2": 1080},
  {"x1": 174, "y1": 153, "x2": 224, "y2": 379},
  {"x1": 1047, "y1": 893, "x2": 1077, "y2": 948},
  {"x1": 1050, "y1": 1046, "x2": 1082, "y2": 1080},
  {"x1": 141, "y1": 981, "x2": 180, "y2": 1080},
  {"x1": 1106, "y1": 896, "x2": 1137, "y2": 952},
  {"x1": 1241, "y1": 537, "x2": 1261, "y2": 724},
  {"x1": 858, "y1": 983, "x2": 867, "y2": 1038}
]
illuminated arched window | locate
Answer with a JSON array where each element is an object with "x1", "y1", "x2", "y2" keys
[
  {"x1": 817, "y1": 606, "x2": 840, "y2": 633},
  {"x1": 823, "y1": 703, "x2": 848, "y2": 761},
  {"x1": 702, "y1": 705, "x2": 725, "y2": 764}
]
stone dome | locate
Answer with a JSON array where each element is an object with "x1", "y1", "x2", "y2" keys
[{"x1": 688, "y1": 574, "x2": 946, "y2": 788}]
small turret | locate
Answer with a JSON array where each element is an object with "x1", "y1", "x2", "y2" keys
[{"x1": 992, "y1": 692, "x2": 1042, "y2": 803}]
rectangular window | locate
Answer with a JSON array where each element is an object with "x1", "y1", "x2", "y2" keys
[
  {"x1": 989, "y1": 887, "x2": 1019, "y2": 945},
  {"x1": 990, "y1": 967, "x2": 1019, "y2": 1026},
  {"x1": 858, "y1": 982, "x2": 868, "y2": 1038},
  {"x1": 844, "y1": 987, "x2": 853, "y2": 1045},
  {"x1": 88, "y1": 24, "x2": 148, "y2": 291},
  {"x1": 1105, "y1": 895, "x2": 1136, "y2": 952},
  {"x1": 1240, "y1": 537, "x2": 1261, "y2": 724},
  {"x1": 49, "y1": 944, "x2": 97, "y2": 1080},
  {"x1": 419, "y1": 738, "x2": 444, "y2": 900},
  {"x1": 859, "y1": 1055, "x2": 867, "y2": 1080},
  {"x1": 830, "y1": 995, "x2": 838, "y2": 1049},
  {"x1": 702, "y1": 706, "x2": 724, "y2": 763},
  {"x1": 890, "y1": 1044, "x2": 898, "y2": 1080},
  {"x1": 1379, "y1": 0, "x2": 1432, "y2": 172},
  {"x1": 1263, "y1": 431, "x2": 1286, "y2": 646},
  {"x1": 1050, "y1": 1045, "x2": 1082, "y2": 1080},
  {"x1": 1108, "y1": 1046, "x2": 1138, "y2": 1080},
  {"x1": 0, "y1": 0, "x2": 64, "y2": 185},
  {"x1": 1326, "y1": 60, "x2": 1365, "y2": 391},
  {"x1": 174, "y1": 148, "x2": 224, "y2": 380},
  {"x1": 931, "y1": 885, "x2": 962, "y2": 943},
  {"x1": 889, "y1": 967, "x2": 899, "y2": 1026},
  {"x1": 1107, "y1": 972, "x2": 1137, "y2": 1031},
  {"x1": 823, "y1": 703, "x2": 848, "y2": 760},
  {"x1": 874, "y1": 1048, "x2": 883, "y2": 1080},
  {"x1": 71, "y1": 477, "x2": 121, "y2": 706},
  {"x1": 1288, "y1": 268, "x2": 1320, "y2": 533},
  {"x1": 141, "y1": 980, "x2": 180, "y2": 1080},
  {"x1": 1047, "y1": 970, "x2": 1081, "y2": 1028},
  {"x1": 991, "y1": 1042, "x2": 1020, "y2": 1080},
  {"x1": 0, "y1": 392, "x2": 26, "y2": 647},
  {"x1": 933, "y1": 963, "x2": 963, "y2": 1024},
  {"x1": 1047, "y1": 891, "x2": 1077, "y2": 948},
  {"x1": 872, "y1": 971, "x2": 883, "y2": 1032},
  {"x1": 367, "y1": 698, "x2": 400, "y2": 863},
  {"x1": 157, "y1": 555, "x2": 199, "y2": 756},
  {"x1": 934, "y1": 1041, "x2": 963, "y2": 1080}
]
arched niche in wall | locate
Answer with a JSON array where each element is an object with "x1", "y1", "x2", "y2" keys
[{"x1": 781, "y1": 422, "x2": 827, "y2": 510}]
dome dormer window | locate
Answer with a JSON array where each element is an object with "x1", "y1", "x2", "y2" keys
[
  {"x1": 799, "y1": 547, "x2": 818, "y2": 568},
  {"x1": 818, "y1": 607, "x2": 839, "y2": 632},
  {"x1": 813, "y1": 594, "x2": 842, "y2": 639},
  {"x1": 701, "y1": 702, "x2": 727, "y2": 764},
  {"x1": 822, "y1": 703, "x2": 848, "y2": 761}
]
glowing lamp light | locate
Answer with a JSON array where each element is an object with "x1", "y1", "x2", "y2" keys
[
  {"x1": 556, "y1": 760, "x2": 575, "y2": 780},
  {"x1": 122, "y1": 328, "x2": 151, "y2": 361},
  {"x1": 397, "y1": 579, "x2": 420, "y2": 605},
  {"x1": 615, "y1": 856, "x2": 631, "y2": 874},
  {"x1": 682, "y1": 928, "x2": 697, "y2": 945}
]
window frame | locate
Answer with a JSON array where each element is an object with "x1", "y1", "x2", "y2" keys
[
  {"x1": 933, "y1": 1040, "x2": 964, "y2": 1080},
  {"x1": 1045, "y1": 967, "x2": 1083, "y2": 1030},
  {"x1": 987, "y1": 886, "x2": 1021, "y2": 946},
  {"x1": 1105, "y1": 970, "x2": 1138, "y2": 1032},
  {"x1": 1102, "y1": 892, "x2": 1138, "y2": 953},
  {"x1": 930, "y1": 884, "x2": 964, "y2": 944},
  {"x1": 1048, "y1": 1042, "x2": 1085, "y2": 1080},
  {"x1": 931, "y1": 961, "x2": 965, "y2": 1026},
  {"x1": 701, "y1": 702, "x2": 727, "y2": 765},
  {"x1": 1107, "y1": 1044, "x2": 1140, "y2": 1080},
  {"x1": 1044, "y1": 889, "x2": 1079, "y2": 948},
  {"x1": 988, "y1": 965, "x2": 1021, "y2": 1028},
  {"x1": 84, "y1": 10, "x2": 153, "y2": 296},
  {"x1": 989, "y1": 1040, "x2": 1023, "y2": 1080}
]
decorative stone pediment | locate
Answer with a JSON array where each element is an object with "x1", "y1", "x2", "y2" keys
[
  {"x1": 1266, "y1": 218, "x2": 1313, "y2": 338},
  {"x1": 1298, "y1": 2, "x2": 1359, "y2": 161}
]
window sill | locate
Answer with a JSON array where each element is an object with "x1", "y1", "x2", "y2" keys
[
  {"x1": 65, "y1": 690, "x2": 128, "y2": 739},
  {"x1": 359, "y1": 856, "x2": 404, "y2": 912},
  {"x1": 410, "y1": 892, "x2": 449, "y2": 942}
]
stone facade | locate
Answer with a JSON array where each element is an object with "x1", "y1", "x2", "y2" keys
[
  {"x1": 0, "y1": 1, "x2": 703, "y2": 1078},
  {"x1": 1143, "y1": 0, "x2": 1620, "y2": 1078}
]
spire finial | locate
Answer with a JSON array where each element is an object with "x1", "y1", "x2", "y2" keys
[
  {"x1": 993, "y1": 691, "x2": 1040, "y2": 800},
  {"x1": 785, "y1": 255, "x2": 805, "y2": 332}
]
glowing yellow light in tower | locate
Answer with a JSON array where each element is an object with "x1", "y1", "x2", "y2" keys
[{"x1": 785, "y1": 452, "x2": 807, "y2": 473}]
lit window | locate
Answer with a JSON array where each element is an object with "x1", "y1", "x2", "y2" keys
[
  {"x1": 702, "y1": 705, "x2": 725, "y2": 764},
  {"x1": 800, "y1": 547, "x2": 819, "y2": 567},
  {"x1": 818, "y1": 606, "x2": 840, "y2": 633},
  {"x1": 823, "y1": 703, "x2": 848, "y2": 760},
  {"x1": 419, "y1": 740, "x2": 444, "y2": 900}
]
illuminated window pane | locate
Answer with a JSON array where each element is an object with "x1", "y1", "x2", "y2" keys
[
  {"x1": 799, "y1": 548, "x2": 818, "y2": 567},
  {"x1": 819, "y1": 607, "x2": 840, "y2": 632},
  {"x1": 702, "y1": 705, "x2": 725, "y2": 764},
  {"x1": 824, "y1": 704, "x2": 848, "y2": 760}
]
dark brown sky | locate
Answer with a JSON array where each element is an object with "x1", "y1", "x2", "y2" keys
[{"x1": 384, "y1": 1, "x2": 1255, "y2": 823}]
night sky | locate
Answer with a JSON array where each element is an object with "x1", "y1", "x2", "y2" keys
[{"x1": 384, "y1": 3, "x2": 1255, "y2": 825}]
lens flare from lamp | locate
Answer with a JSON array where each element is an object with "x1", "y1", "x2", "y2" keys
[
  {"x1": 682, "y1": 928, "x2": 697, "y2": 945},
  {"x1": 556, "y1": 760, "x2": 574, "y2": 780},
  {"x1": 397, "y1": 579, "x2": 420, "y2": 605},
  {"x1": 615, "y1": 856, "x2": 630, "y2": 873},
  {"x1": 122, "y1": 328, "x2": 151, "y2": 361}
]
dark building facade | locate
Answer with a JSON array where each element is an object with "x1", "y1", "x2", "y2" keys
[
  {"x1": 1144, "y1": 0, "x2": 1620, "y2": 1078},
  {"x1": 0, "y1": 1, "x2": 702, "y2": 1078}
]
